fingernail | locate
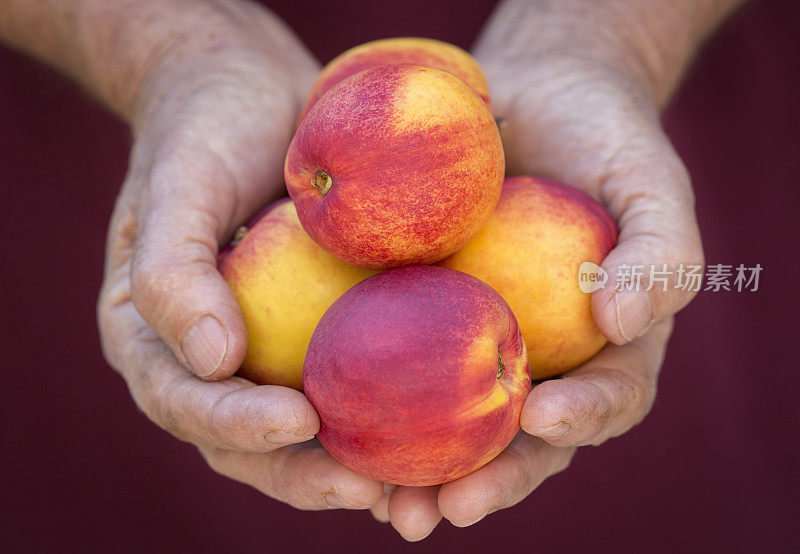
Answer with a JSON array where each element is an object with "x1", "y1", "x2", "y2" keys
[
  {"x1": 324, "y1": 493, "x2": 355, "y2": 509},
  {"x1": 181, "y1": 315, "x2": 227, "y2": 377},
  {"x1": 264, "y1": 430, "x2": 314, "y2": 446},
  {"x1": 538, "y1": 421, "x2": 571, "y2": 439},
  {"x1": 614, "y1": 291, "x2": 653, "y2": 342}
]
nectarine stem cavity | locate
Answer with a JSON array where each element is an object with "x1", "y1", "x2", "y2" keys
[
  {"x1": 231, "y1": 226, "x2": 248, "y2": 247},
  {"x1": 497, "y1": 351, "x2": 506, "y2": 379},
  {"x1": 312, "y1": 170, "x2": 332, "y2": 194}
]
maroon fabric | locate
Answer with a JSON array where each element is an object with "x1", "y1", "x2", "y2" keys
[{"x1": 1, "y1": 0, "x2": 798, "y2": 552}]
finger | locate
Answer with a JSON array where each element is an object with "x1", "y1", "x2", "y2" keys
[
  {"x1": 438, "y1": 433, "x2": 574, "y2": 527},
  {"x1": 199, "y1": 442, "x2": 384, "y2": 511},
  {"x1": 387, "y1": 486, "x2": 442, "y2": 542},
  {"x1": 129, "y1": 142, "x2": 254, "y2": 380},
  {"x1": 132, "y1": 339, "x2": 320, "y2": 451},
  {"x1": 100, "y1": 291, "x2": 319, "y2": 451},
  {"x1": 522, "y1": 318, "x2": 672, "y2": 447},
  {"x1": 370, "y1": 484, "x2": 396, "y2": 523},
  {"x1": 97, "y1": 173, "x2": 318, "y2": 452},
  {"x1": 593, "y1": 133, "x2": 704, "y2": 344}
]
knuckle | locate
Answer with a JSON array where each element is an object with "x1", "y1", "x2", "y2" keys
[
  {"x1": 598, "y1": 367, "x2": 656, "y2": 435},
  {"x1": 129, "y1": 236, "x2": 224, "y2": 332},
  {"x1": 570, "y1": 378, "x2": 620, "y2": 446},
  {"x1": 581, "y1": 381, "x2": 615, "y2": 427},
  {"x1": 208, "y1": 390, "x2": 249, "y2": 449},
  {"x1": 130, "y1": 252, "x2": 172, "y2": 307}
]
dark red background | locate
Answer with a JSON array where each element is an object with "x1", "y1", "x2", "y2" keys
[{"x1": 1, "y1": 0, "x2": 798, "y2": 552}]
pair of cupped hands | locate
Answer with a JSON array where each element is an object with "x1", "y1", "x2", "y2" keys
[{"x1": 97, "y1": 12, "x2": 703, "y2": 542}]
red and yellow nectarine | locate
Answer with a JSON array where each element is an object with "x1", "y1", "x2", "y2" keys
[
  {"x1": 285, "y1": 64, "x2": 504, "y2": 269},
  {"x1": 439, "y1": 177, "x2": 617, "y2": 379},
  {"x1": 303, "y1": 265, "x2": 530, "y2": 486}
]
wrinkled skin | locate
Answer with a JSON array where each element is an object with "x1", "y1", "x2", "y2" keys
[{"x1": 86, "y1": 0, "x2": 728, "y2": 543}]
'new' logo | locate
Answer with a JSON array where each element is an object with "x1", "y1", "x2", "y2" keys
[{"x1": 578, "y1": 262, "x2": 608, "y2": 293}]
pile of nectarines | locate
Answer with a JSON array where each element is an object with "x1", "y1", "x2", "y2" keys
[{"x1": 219, "y1": 38, "x2": 617, "y2": 486}]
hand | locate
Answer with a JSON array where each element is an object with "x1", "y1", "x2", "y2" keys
[
  {"x1": 370, "y1": 322, "x2": 673, "y2": 540},
  {"x1": 369, "y1": 0, "x2": 717, "y2": 539},
  {"x1": 97, "y1": 12, "x2": 383, "y2": 510}
]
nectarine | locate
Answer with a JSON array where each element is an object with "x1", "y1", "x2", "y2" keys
[
  {"x1": 439, "y1": 177, "x2": 618, "y2": 379},
  {"x1": 285, "y1": 64, "x2": 504, "y2": 269},
  {"x1": 303, "y1": 265, "x2": 530, "y2": 486}
]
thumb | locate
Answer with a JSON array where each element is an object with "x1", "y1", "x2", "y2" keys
[
  {"x1": 592, "y1": 131, "x2": 704, "y2": 344},
  {"x1": 129, "y1": 149, "x2": 251, "y2": 380}
]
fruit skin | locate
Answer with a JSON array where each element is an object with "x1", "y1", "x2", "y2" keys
[
  {"x1": 439, "y1": 176, "x2": 618, "y2": 379},
  {"x1": 218, "y1": 198, "x2": 376, "y2": 390},
  {"x1": 285, "y1": 64, "x2": 504, "y2": 269},
  {"x1": 297, "y1": 37, "x2": 492, "y2": 125},
  {"x1": 303, "y1": 265, "x2": 530, "y2": 486}
]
